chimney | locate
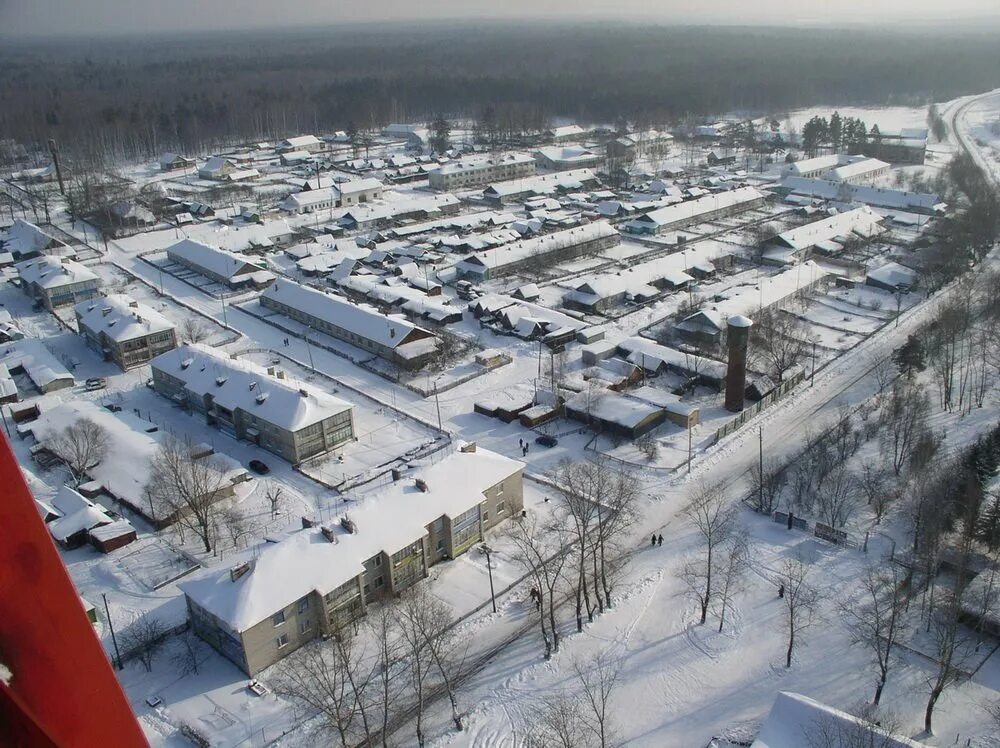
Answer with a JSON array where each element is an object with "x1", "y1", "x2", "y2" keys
[
  {"x1": 230, "y1": 561, "x2": 252, "y2": 582},
  {"x1": 320, "y1": 525, "x2": 338, "y2": 543},
  {"x1": 128, "y1": 300, "x2": 138, "y2": 308},
  {"x1": 724, "y1": 315, "x2": 753, "y2": 413},
  {"x1": 301, "y1": 516, "x2": 316, "y2": 529},
  {"x1": 299, "y1": 388, "x2": 309, "y2": 398},
  {"x1": 415, "y1": 478, "x2": 428, "y2": 493},
  {"x1": 391, "y1": 468, "x2": 402, "y2": 482},
  {"x1": 101, "y1": 307, "x2": 112, "y2": 317},
  {"x1": 460, "y1": 442, "x2": 477, "y2": 453},
  {"x1": 277, "y1": 370, "x2": 286, "y2": 379},
  {"x1": 340, "y1": 516, "x2": 357, "y2": 534}
]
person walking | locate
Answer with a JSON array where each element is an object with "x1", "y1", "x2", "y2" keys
[
  {"x1": 657, "y1": 534, "x2": 663, "y2": 546},
  {"x1": 651, "y1": 534, "x2": 657, "y2": 547}
]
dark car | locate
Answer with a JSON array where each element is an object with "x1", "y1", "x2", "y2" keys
[
  {"x1": 248, "y1": 459, "x2": 270, "y2": 475},
  {"x1": 535, "y1": 434, "x2": 558, "y2": 448}
]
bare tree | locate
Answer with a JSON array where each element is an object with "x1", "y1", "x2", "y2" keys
[
  {"x1": 806, "y1": 703, "x2": 904, "y2": 748},
  {"x1": 778, "y1": 556, "x2": 819, "y2": 668},
  {"x1": 751, "y1": 308, "x2": 809, "y2": 383},
  {"x1": 527, "y1": 690, "x2": 589, "y2": 748},
  {"x1": 840, "y1": 564, "x2": 908, "y2": 705},
  {"x1": 716, "y1": 531, "x2": 751, "y2": 633},
  {"x1": 146, "y1": 436, "x2": 233, "y2": 552},
  {"x1": 273, "y1": 637, "x2": 363, "y2": 746},
  {"x1": 748, "y1": 456, "x2": 786, "y2": 514},
  {"x1": 365, "y1": 602, "x2": 405, "y2": 747},
  {"x1": 574, "y1": 654, "x2": 622, "y2": 748},
  {"x1": 681, "y1": 480, "x2": 736, "y2": 625},
  {"x1": 398, "y1": 587, "x2": 465, "y2": 740},
  {"x1": 46, "y1": 417, "x2": 109, "y2": 486},
  {"x1": 265, "y1": 481, "x2": 285, "y2": 519},
  {"x1": 814, "y1": 467, "x2": 860, "y2": 529},
  {"x1": 179, "y1": 316, "x2": 210, "y2": 344},
  {"x1": 171, "y1": 630, "x2": 206, "y2": 676},
  {"x1": 855, "y1": 460, "x2": 896, "y2": 524},
  {"x1": 871, "y1": 356, "x2": 896, "y2": 400},
  {"x1": 506, "y1": 513, "x2": 568, "y2": 659},
  {"x1": 121, "y1": 612, "x2": 167, "y2": 672},
  {"x1": 923, "y1": 595, "x2": 975, "y2": 735},
  {"x1": 879, "y1": 381, "x2": 931, "y2": 475},
  {"x1": 221, "y1": 506, "x2": 255, "y2": 550},
  {"x1": 551, "y1": 460, "x2": 598, "y2": 630}
]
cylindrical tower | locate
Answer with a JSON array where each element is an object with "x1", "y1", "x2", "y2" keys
[{"x1": 724, "y1": 314, "x2": 753, "y2": 412}]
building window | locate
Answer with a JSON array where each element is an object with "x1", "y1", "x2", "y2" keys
[
  {"x1": 374, "y1": 556, "x2": 382, "y2": 567},
  {"x1": 496, "y1": 483, "x2": 504, "y2": 496},
  {"x1": 272, "y1": 611, "x2": 285, "y2": 626},
  {"x1": 374, "y1": 576, "x2": 384, "y2": 589},
  {"x1": 299, "y1": 620, "x2": 311, "y2": 634},
  {"x1": 276, "y1": 633, "x2": 289, "y2": 649},
  {"x1": 497, "y1": 501, "x2": 506, "y2": 515},
  {"x1": 297, "y1": 597, "x2": 309, "y2": 614}
]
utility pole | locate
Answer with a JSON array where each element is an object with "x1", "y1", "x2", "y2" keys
[
  {"x1": 758, "y1": 427, "x2": 764, "y2": 510},
  {"x1": 687, "y1": 418, "x2": 693, "y2": 475},
  {"x1": 304, "y1": 327, "x2": 315, "y2": 370},
  {"x1": 810, "y1": 338, "x2": 817, "y2": 386},
  {"x1": 46, "y1": 138, "x2": 66, "y2": 196},
  {"x1": 480, "y1": 544, "x2": 497, "y2": 613},
  {"x1": 102, "y1": 593, "x2": 123, "y2": 670},
  {"x1": 220, "y1": 295, "x2": 229, "y2": 328},
  {"x1": 434, "y1": 382, "x2": 443, "y2": 432}
]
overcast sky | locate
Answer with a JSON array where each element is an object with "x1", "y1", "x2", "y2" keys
[{"x1": 2, "y1": 0, "x2": 998, "y2": 36}]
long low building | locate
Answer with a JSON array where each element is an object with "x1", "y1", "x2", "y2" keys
[
  {"x1": 16, "y1": 256, "x2": 101, "y2": 310},
  {"x1": 181, "y1": 444, "x2": 524, "y2": 675},
  {"x1": 281, "y1": 178, "x2": 384, "y2": 214},
  {"x1": 166, "y1": 239, "x2": 272, "y2": 289},
  {"x1": 782, "y1": 154, "x2": 890, "y2": 184},
  {"x1": 455, "y1": 221, "x2": 620, "y2": 281},
  {"x1": 151, "y1": 344, "x2": 355, "y2": 463},
  {"x1": 427, "y1": 154, "x2": 535, "y2": 191},
  {"x1": 624, "y1": 187, "x2": 766, "y2": 236},
  {"x1": 260, "y1": 277, "x2": 440, "y2": 370},
  {"x1": 675, "y1": 261, "x2": 827, "y2": 343},
  {"x1": 1, "y1": 339, "x2": 75, "y2": 396},
  {"x1": 482, "y1": 168, "x2": 599, "y2": 205},
  {"x1": 763, "y1": 206, "x2": 884, "y2": 264},
  {"x1": 75, "y1": 294, "x2": 177, "y2": 371},
  {"x1": 1, "y1": 219, "x2": 69, "y2": 261},
  {"x1": 778, "y1": 176, "x2": 945, "y2": 215}
]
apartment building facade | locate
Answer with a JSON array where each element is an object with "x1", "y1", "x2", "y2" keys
[{"x1": 75, "y1": 294, "x2": 177, "y2": 371}]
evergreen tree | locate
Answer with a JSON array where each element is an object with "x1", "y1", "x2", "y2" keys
[
  {"x1": 892, "y1": 334, "x2": 926, "y2": 379},
  {"x1": 429, "y1": 115, "x2": 451, "y2": 153},
  {"x1": 830, "y1": 111, "x2": 843, "y2": 152}
]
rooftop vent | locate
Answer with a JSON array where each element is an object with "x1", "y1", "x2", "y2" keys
[
  {"x1": 340, "y1": 516, "x2": 357, "y2": 534},
  {"x1": 230, "y1": 561, "x2": 253, "y2": 582},
  {"x1": 415, "y1": 478, "x2": 428, "y2": 493},
  {"x1": 255, "y1": 392, "x2": 268, "y2": 405},
  {"x1": 215, "y1": 376, "x2": 228, "y2": 387},
  {"x1": 180, "y1": 357, "x2": 193, "y2": 370},
  {"x1": 101, "y1": 307, "x2": 113, "y2": 317},
  {"x1": 301, "y1": 516, "x2": 316, "y2": 529},
  {"x1": 320, "y1": 525, "x2": 338, "y2": 544}
]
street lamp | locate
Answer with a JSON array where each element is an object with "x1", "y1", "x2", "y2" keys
[{"x1": 479, "y1": 544, "x2": 497, "y2": 613}]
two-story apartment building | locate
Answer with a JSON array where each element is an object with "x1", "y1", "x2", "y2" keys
[
  {"x1": 427, "y1": 154, "x2": 535, "y2": 192},
  {"x1": 150, "y1": 344, "x2": 355, "y2": 464},
  {"x1": 180, "y1": 444, "x2": 523, "y2": 674},
  {"x1": 75, "y1": 294, "x2": 177, "y2": 370},
  {"x1": 16, "y1": 256, "x2": 101, "y2": 310}
]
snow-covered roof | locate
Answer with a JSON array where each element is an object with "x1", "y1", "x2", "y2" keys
[
  {"x1": 181, "y1": 447, "x2": 523, "y2": 632},
  {"x1": 279, "y1": 135, "x2": 322, "y2": 149},
  {"x1": 783, "y1": 154, "x2": 843, "y2": 176},
  {"x1": 46, "y1": 485, "x2": 112, "y2": 542},
  {"x1": 166, "y1": 239, "x2": 260, "y2": 282},
  {"x1": 1, "y1": 219, "x2": 66, "y2": 256},
  {"x1": 429, "y1": 153, "x2": 534, "y2": 176},
  {"x1": 752, "y1": 692, "x2": 927, "y2": 748},
  {"x1": 75, "y1": 294, "x2": 174, "y2": 343},
  {"x1": 263, "y1": 277, "x2": 436, "y2": 350},
  {"x1": 200, "y1": 156, "x2": 235, "y2": 174},
  {"x1": 773, "y1": 206, "x2": 883, "y2": 251},
  {"x1": 566, "y1": 389, "x2": 661, "y2": 429},
  {"x1": 0, "y1": 339, "x2": 74, "y2": 390},
  {"x1": 626, "y1": 187, "x2": 764, "y2": 230},
  {"x1": 338, "y1": 177, "x2": 383, "y2": 195},
  {"x1": 340, "y1": 194, "x2": 461, "y2": 226},
  {"x1": 867, "y1": 262, "x2": 918, "y2": 288},
  {"x1": 483, "y1": 169, "x2": 597, "y2": 199},
  {"x1": 678, "y1": 262, "x2": 826, "y2": 334},
  {"x1": 88, "y1": 519, "x2": 136, "y2": 542},
  {"x1": 780, "y1": 177, "x2": 944, "y2": 212},
  {"x1": 151, "y1": 343, "x2": 352, "y2": 432},
  {"x1": 825, "y1": 157, "x2": 889, "y2": 182},
  {"x1": 16, "y1": 256, "x2": 98, "y2": 289},
  {"x1": 618, "y1": 337, "x2": 727, "y2": 379},
  {"x1": 548, "y1": 124, "x2": 586, "y2": 139},
  {"x1": 456, "y1": 222, "x2": 618, "y2": 275},
  {"x1": 535, "y1": 146, "x2": 601, "y2": 164}
]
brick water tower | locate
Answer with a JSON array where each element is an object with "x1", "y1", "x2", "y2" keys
[{"x1": 724, "y1": 314, "x2": 753, "y2": 412}]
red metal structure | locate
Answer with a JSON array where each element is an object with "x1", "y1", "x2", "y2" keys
[{"x1": 0, "y1": 434, "x2": 147, "y2": 747}]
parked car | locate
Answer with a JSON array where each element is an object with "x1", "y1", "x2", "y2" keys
[
  {"x1": 248, "y1": 459, "x2": 270, "y2": 475},
  {"x1": 84, "y1": 377, "x2": 107, "y2": 391},
  {"x1": 535, "y1": 434, "x2": 558, "y2": 448}
]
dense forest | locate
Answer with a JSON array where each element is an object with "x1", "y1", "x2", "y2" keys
[{"x1": 2, "y1": 22, "x2": 1000, "y2": 162}]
